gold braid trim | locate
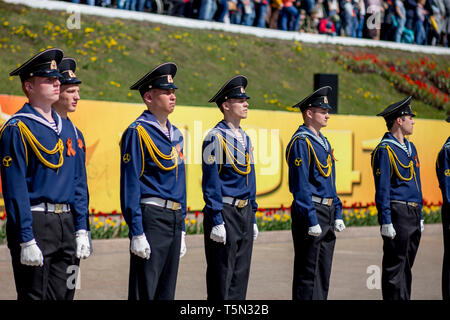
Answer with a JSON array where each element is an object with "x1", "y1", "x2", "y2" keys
[
  {"x1": 0, "y1": 120, "x2": 64, "y2": 169},
  {"x1": 215, "y1": 134, "x2": 251, "y2": 175},
  {"x1": 136, "y1": 124, "x2": 178, "y2": 178},
  {"x1": 305, "y1": 137, "x2": 332, "y2": 178},
  {"x1": 371, "y1": 144, "x2": 420, "y2": 192}
]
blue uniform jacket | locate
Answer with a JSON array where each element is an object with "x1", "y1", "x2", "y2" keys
[
  {"x1": 371, "y1": 132, "x2": 423, "y2": 225},
  {"x1": 202, "y1": 120, "x2": 258, "y2": 227},
  {"x1": 286, "y1": 125, "x2": 342, "y2": 227},
  {"x1": 0, "y1": 103, "x2": 88, "y2": 244},
  {"x1": 61, "y1": 117, "x2": 90, "y2": 231},
  {"x1": 120, "y1": 110, "x2": 186, "y2": 237},
  {"x1": 436, "y1": 137, "x2": 450, "y2": 205}
]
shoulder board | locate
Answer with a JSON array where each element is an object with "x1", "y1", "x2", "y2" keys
[
  {"x1": 370, "y1": 143, "x2": 386, "y2": 156},
  {"x1": 293, "y1": 133, "x2": 307, "y2": 140},
  {"x1": 374, "y1": 144, "x2": 387, "y2": 153},
  {"x1": 207, "y1": 128, "x2": 222, "y2": 139},
  {"x1": 7, "y1": 118, "x2": 20, "y2": 126},
  {"x1": 129, "y1": 122, "x2": 139, "y2": 129},
  {"x1": 444, "y1": 142, "x2": 450, "y2": 149}
]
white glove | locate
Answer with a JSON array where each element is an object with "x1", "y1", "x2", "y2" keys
[
  {"x1": 20, "y1": 239, "x2": 44, "y2": 267},
  {"x1": 210, "y1": 223, "x2": 226, "y2": 244},
  {"x1": 308, "y1": 224, "x2": 322, "y2": 237},
  {"x1": 381, "y1": 223, "x2": 396, "y2": 239},
  {"x1": 420, "y1": 220, "x2": 424, "y2": 233},
  {"x1": 253, "y1": 223, "x2": 259, "y2": 241},
  {"x1": 75, "y1": 229, "x2": 91, "y2": 259},
  {"x1": 131, "y1": 234, "x2": 151, "y2": 259},
  {"x1": 180, "y1": 231, "x2": 187, "y2": 258},
  {"x1": 334, "y1": 219, "x2": 346, "y2": 232}
]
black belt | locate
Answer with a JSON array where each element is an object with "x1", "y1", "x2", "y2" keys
[{"x1": 391, "y1": 200, "x2": 419, "y2": 207}]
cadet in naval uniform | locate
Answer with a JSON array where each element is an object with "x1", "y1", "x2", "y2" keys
[
  {"x1": 120, "y1": 62, "x2": 187, "y2": 300},
  {"x1": 436, "y1": 116, "x2": 450, "y2": 300},
  {"x1": 202, "y1": 75, "x2": 258, "y2": 300},
  {"x1": 0, "y1": 49, "x2": 89, "y2": 300},
  {"x1": 371, "y1": 96, "x2": 423, "y2": 300},
  {"x1": 52, "y1": 57, "x2": 91, "y2": 261},
  {"x1": 286, "y1": 86, "x2": 345, "y2": 300}
]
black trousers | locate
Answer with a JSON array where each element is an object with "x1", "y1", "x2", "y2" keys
[
  {"x1": 442, "y1": 201, "x2": 450, "y2": 300},
  {"x1": 203, "y1": 203, "x2": 254, "y2": 300},
  {"x1": 128, "y1": 204, "x2": 182, "y2": 300},
  {"x1": 291, "y1": 203, "x2": 336, "y2": 300},
  {"x1": 8, "y1": 210, "x2": 79, "y2": 300},
  {"x1": 381, "y1": 202, "x2": 421, "y2": 300}
]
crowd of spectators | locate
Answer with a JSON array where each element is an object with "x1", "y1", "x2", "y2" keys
[{"x1": 67, "y1": 0, "x2": 450, "y2": 46}]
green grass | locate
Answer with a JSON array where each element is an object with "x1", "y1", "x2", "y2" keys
[{"x1": 0, "y1": 1, "x2": 448, "y2": 119}]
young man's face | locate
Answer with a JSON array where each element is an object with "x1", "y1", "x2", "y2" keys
[
  {"x1": 56, "y1": 84, "x2": 80, "y2": 113},
  {"x1": 399, "y1": 115, "x2": 415, "y2": 135},
  {"x1": 146, "y1": 88, "x2": 176, "y2": 114},
  {"x1": 307, "y1": 107, "x2": 330, "y2": 128},
  {"x1": 223, "y1": 98, "x2": 249, "y2": 120},
  {"x1": 26, "y1": 76, "x2": 60, "y2": 104}
]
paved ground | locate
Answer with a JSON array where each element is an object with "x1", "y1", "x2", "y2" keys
[{"x1": 0, "y1": 224, "x2": 445, "y2": 300}]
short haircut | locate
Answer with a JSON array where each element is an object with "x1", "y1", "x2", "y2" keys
[
  {"x1": 386, "y1": 115, "x2": 405, "y2": 130},
  {"x1": 21, "y1": 78, "x2": 35, "y2": 98}
]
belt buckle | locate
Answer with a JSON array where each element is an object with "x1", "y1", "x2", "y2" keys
[
  {"x1": 237, "y1": 200, "x2": 246, "y2": 208},
  {"x1": 409, "y1": 202, "x2": 417, "y2": 207},
  {"x1": 54, "y1": 204, "x2": 63, "y2": 214},
  {"x1": 326, "y1": 198, "x2": 333, "y2": 206},
  {"x1": 171, "y1": 202, "x2": 181, "y2": 211}
]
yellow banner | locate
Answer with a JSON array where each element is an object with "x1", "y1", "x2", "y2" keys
[{"x1": 0, "y1": 95, "x2": 447, "y2": 212}]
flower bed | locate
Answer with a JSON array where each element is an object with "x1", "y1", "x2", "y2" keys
[
  {"x1": 0, "y1": 203, "x2": 443, "y2": 244},
  {"x1": 334, "y1": 53, "x2": 450, "y2": 113}
]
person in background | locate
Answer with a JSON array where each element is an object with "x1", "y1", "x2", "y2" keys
[
  {"x1": 202, "y1": 75, "x2": 258, "y2": 300},
  {"x1": 381, "y1": 0, "x2": 397, "y2": 41},
  {"x1": 1, "y1": 48, "x2": 89, "y2": 300},
  {"x1": 215, "y1": 0, "x2": 230, "y2": 22},
  {"x1": 363, "y1": 0, "x2": 383, "y2": 39},
  {"x1": 286, "y1": 86, "x2": 345, "y2": 300},
  {"x1": 354, "y1": 0, "x2": 366, "y2": 37},
  {"x1": 52, "y1": 57, "x2": 92, "y2": 267},
  {"x1": 253, "y1": 0, "x2": 269, "y2": 27},
  {"x1": 394, "y1": 0, "x2": 407, "y2": 42},
  {"x1": 198, "y1": 0, "x2": 218, "y2": 20},
  {"x1": 343, "y1": 0, "x2": 356, "y2": 36},
  {"x1": 319, "y1": 15, "x2": 337, "y2": 34},
  {"x1": 279, "y1": 0, "x2": 301, "y2": 30},
  {"x1": 328, "y1": 0, "x2": 342, "y2": 34},
  {"x1": 120, "y1": 62, "x2": 187, "y2": 300},
  {"x1": 436, "y1": 116, "x2": 450, "y2": 300},
  {"x1": 404, "y1": 0, "x2": 418, "y2": 31},
  {"x1": 442, "y1": 0, "x2": 450, "y2": 46},
  {"x1": 268, "y1": 0, "x2": 284, "y2": 28},
  {"x1": 415, "y1": 0, "x2": 429, "y2": 44},
  {"x1": 371, "y1": 96, "x2": 423, "y2": 300}
]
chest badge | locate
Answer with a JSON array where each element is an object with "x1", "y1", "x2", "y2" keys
[
  {"x1": 123, "y1": 153, "x2": 131, "y2": 164},
  {"x1": 2, "y1": 156, "x2": 12, "y2": 167}
]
